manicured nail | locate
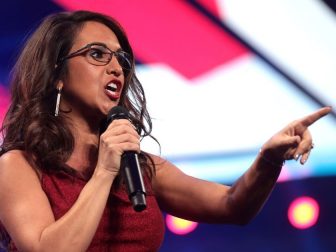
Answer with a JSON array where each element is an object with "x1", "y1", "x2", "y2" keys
[{"x1": 294, "y1": 154, "x2": 299, "y2": 160}]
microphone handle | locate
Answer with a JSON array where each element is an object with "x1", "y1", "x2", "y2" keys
[{"x1": 122, "y1": 151, "x2": 147, "y2": 212}]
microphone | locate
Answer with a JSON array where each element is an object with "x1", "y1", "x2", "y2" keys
[{"x1": 104, "y1": 106, "x2": 146, "y2": 212}]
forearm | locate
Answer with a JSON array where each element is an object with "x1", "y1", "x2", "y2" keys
[
  {"x1": 37, "y1": 169, "x2": 115, "y2": 252},
  {"x1": 227, "y1": 152, "x2": 283, "y2": 224}
]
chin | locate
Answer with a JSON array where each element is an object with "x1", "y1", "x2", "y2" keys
[{"x1": 101, "y1": 102, "x2": 118, "y2": 115}]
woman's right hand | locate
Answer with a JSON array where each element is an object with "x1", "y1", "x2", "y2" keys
[{"x1": 96, "y1": 119, "x2": 140, "y2": 176}]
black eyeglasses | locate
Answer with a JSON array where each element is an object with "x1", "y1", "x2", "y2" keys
[{"x1": 58, "y1": 42, "x2": 132, "y2": 70}]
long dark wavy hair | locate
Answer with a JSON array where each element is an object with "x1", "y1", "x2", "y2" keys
[{"x1": 0, "y1": 10, "x2": 156, "y2": 177}]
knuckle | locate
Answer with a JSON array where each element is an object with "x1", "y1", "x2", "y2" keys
[
  {"x1": 107, "y1": 142, "x2": 115, "y2": 149},
  {"x1": 100, "y1": 135, "x2": 108, "y2": 145}
]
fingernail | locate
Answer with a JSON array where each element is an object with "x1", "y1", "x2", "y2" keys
[{"x1": 294, "y1": 154, "x2": 299, "y2": 160}]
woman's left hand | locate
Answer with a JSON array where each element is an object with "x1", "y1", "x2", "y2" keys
[{"x1": 261, "y1": 106, "x2": 332, "y2": 165}]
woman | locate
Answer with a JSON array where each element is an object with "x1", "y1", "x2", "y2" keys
[{"x1": 0, "y1": 10, "x2": 331, "y2": 251}]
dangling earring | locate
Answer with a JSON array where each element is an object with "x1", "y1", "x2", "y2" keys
[{"x1": 54, "y1": 82, "x2": 63, "y2": 116}]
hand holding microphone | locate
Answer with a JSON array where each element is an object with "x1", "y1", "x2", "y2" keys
[{"x1": 99, "y1": 106, "x2": 146, "y2": 212}]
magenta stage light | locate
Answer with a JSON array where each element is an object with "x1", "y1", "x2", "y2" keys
[
  {"x1": 288, "y1": 196, "x2": 319, "y2": 229},
  {"x1": 166, "y1": 214, "x2": 198, "y2": 235}
]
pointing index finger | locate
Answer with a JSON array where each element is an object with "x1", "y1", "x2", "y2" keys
[{"x1": 300, "y1": 106, "x2": 332, "y2": 127}]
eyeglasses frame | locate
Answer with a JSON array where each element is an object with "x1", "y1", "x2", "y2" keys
[{"x1": 57, "y1": 42, "x2": 132, "y2": 69}]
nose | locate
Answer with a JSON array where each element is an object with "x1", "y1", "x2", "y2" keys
[{"x1": 106, "y1": 55, "x2": 122, "y2": 76}]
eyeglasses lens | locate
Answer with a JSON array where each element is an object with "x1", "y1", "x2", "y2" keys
[{"x1": 87, "y1": 45, "x2": 131, "y2": 70}]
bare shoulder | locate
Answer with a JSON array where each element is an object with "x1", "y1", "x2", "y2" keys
[
  {"x1": 146, "y1": 153, "x2": 179, "y2": 188},
  {"x1": 147, "y1": 153, "x2": 188, "y2": 188},
  {"x1": 0, "y1": 150, "x2": 54, "y2": 250},
  {"x1": 146, "y1": 153, "x2": 172, "y2": 172},
  {"x1": 146, "y1": 153, "x2": 185, "y2": 185},
  {"x1": 0, "y1": 150, "x2": 42, "y2": 203},
  {"x1": 0, "y1": 150, "x2": 40, "y2": 184},
  {"x1": 0, "y1": 149, "x2": 31, "y2": 165},
  {"x1": 0, "y1": 149, "x2": 27, "y2": 162}
]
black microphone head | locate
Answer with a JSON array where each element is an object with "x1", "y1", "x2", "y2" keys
[
  {"x1": 100, "y1": 106, "x2": 129, "y2": 134},
  {"x1": 107, "y1": 106, "x2": 129, "y2": 121}
]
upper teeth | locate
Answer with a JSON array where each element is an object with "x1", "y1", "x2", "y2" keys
[{"x1": 107, "y1": 83, "x2": 117, "y2": 91}]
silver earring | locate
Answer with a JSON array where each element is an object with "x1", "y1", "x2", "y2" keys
[{"x1": 54, "y1": 85, "x2": 62, "y2": 116}]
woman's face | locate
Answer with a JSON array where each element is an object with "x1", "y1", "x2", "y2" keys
[{"x1": 60, "y1": 21, "x2": 126, "y2": 121}]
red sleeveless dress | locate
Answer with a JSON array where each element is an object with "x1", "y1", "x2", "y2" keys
[
  {"x1": 7, "y1": 171, "x2": 165, "y2": 251},
  {"x1": 42, "y1": 171, "x2": 165, "y2": 251}
]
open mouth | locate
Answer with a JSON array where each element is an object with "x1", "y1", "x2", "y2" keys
[
  {"x1": 106, "y1": 82, "x2": 117, "y2": 92},
  {"x1": 105, "y1": 81, "x2": 122, "y2": 100}
]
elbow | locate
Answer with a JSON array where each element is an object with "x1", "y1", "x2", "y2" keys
[
  {"x1": 223, "y1": 196, "x2": 261, "y2": 226},
  {"x1": 219, "y1": 206, "x2": 258, "y2": 226},
  {"x1": 214, "y1": 194, "x2": 263, "y2": 226},
  {"x1": 233, "y1": 207, "x2": 261, "y2": 226}
]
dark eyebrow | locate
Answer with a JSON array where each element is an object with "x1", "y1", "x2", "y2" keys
[
  {"x1": 89, "y1": 42, "x2": 123, "y2": 52},
  {"x1": 89, "y1": 42, "x2": 107, "y2": 47}
]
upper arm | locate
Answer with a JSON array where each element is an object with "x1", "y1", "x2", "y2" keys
[
  {"x1": 151, "y1": 155, "x2": 235, "y2": 223},
  {"x1": 0, "y1": 151, "x2": 55, "y2": 251}
]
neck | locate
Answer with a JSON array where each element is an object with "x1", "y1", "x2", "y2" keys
[{"x1": 63, "y1": 112, "x2": 102, "y2": 176}]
